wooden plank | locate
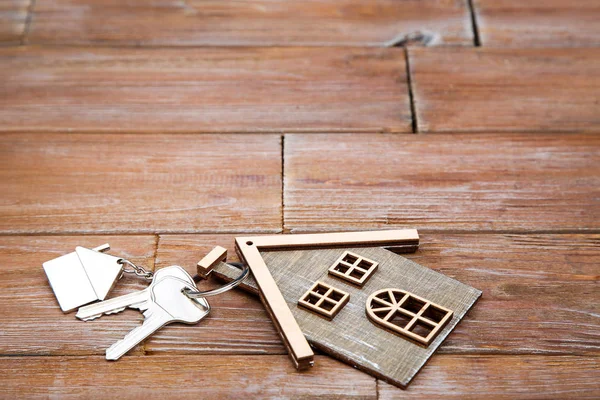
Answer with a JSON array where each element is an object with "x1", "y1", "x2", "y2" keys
[
  {"x1": 378, "y1": 355, "x2": 600, "y2": 399},
  {"x1": 409, "y1": 48, "x2": 600, "y2": 132},
  {"x1": 0, "y1": 133, "x2": 282, "y2": 234},
  {"x1": 403, "y1": 233, "x2": 600, "y2": 355},
  {"x1": 474, "y1": 0, "x2": 600, "y2": 47},
  {"x1": 150, "y1": 234, "x2": 599, "y2": 356},
  {"x1": 0, "y1": 46, "x2": 410, "y2": 133},
  {"x1": 284, "y1": 133, "x2": 600, "y2": 232},
  {"x1": 0, "y1": 0, "x2": 29, "y2": 44},
  {"x1": 28, "y1": 0, "x2": 472, "y2": 47},
  {"x1": 0, "y1": 235, "x2": 156, "y2": 356},
  {"x1": 0, "y1": 355, "x2": 377, "y2": 399}
]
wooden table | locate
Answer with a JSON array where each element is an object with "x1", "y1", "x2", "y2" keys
[{"x1": 0, "y1": 1, "x2": 598, "y2": 398}]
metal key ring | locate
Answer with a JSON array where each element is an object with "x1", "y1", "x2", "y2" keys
[
  {"x1": 183, "y1": 262, "x2": 249, "y2": 299},
  {"x1": 118, "y1": 258, "x2": 154, "y2": 280}
]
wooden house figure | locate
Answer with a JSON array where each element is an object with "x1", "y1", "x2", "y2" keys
[{"x1": 210, "y1": 230, "x2": 481, "y2": 389}]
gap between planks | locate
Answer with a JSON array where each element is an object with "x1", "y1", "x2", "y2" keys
[
  {"x1": 466, "y1": 0, "x2": 481, "y2": 46},
  {"x1": 280, "y1": 135, "x2": 285, "y2": 232},
  {"x1": 1, "y1": 129, "x2": 598, "y2": 135},
  {"x1": 404, "y1": 47, "x2": 419, "y2": 133},
  {"x1": 140, "y1": 233, "x2": 160, "y2": 357},
  {"x1": 20, "y1": 0, "x2": 36, "y2": 45}
]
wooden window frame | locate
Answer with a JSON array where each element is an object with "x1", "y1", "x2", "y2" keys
[
  {"x1": 366, "y1": 288, "x2": 453, "y2": 346},
  {"x1": 298, "y1": 281, "x2": 350, "y2": 319},
  {"x1": 328, "y1": 251, "x2": 379, "y2": 286}
]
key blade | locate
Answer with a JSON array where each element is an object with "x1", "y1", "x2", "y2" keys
[
  {"x1": 105, "y1": 307, "x2": 171, "y2": 361},
  {"x1": 76, "y1": 289, "x2": 149, "y2": 321},
  {"x1": 77, "y1": 267, "x2": 195, "y2": 321},
  {"x1": 105, "y1": 276, "x2": 211, "y2": 360}
]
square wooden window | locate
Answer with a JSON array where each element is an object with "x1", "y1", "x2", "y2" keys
[
  {"x1": 366, "y1": 288, "x2": 453, "y2": 346},
  {"x1": 328, "y1": 251, "x2": 378, "y2": 286},
  {"x1": 298, "y1": 281, "x2": 349, "y2": 320}
]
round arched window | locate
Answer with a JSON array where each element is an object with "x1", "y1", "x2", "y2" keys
[{"x1": 366, "y1": 288, "x2": 453, "y2": 346}]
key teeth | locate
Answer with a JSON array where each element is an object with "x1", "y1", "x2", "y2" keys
[
  {"x1": 81, "y1": 314, "x2": 102, "y2": 322},
  {"x1": 76, "y1": 306, "x2": 128, "y2": 321},
  {"x1": 105, "y1": 312, "x2": 159, "y2": 361},
  {"x1": 105, "y1": 307, "x2": 127, "y2": 315}
]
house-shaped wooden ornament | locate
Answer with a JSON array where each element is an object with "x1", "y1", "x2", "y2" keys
[{"x1": 208, "y1": 230, "x2": 481, "y2": 389}]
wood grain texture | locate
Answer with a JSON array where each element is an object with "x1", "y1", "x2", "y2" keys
[
  {"x1": 0, "y1": 235, "x2": 156, "y2": 356},
  {"x1": 474, "y1": 0, "x2": 600, "y2": 47},
  {"x1": 27, "y1": 0, "x2": 472, "y2": 47},
  {"x1": 402, "y1": 233, "x2": 600, "y2": 355},
  {"x1": 284, "y1": 133, "x2": 600, "y2": 232},
  {"x1": 0, "y1": 355, "x2": 377, "y2": 399},
  {"x1": 152, "y1": 233, "x2": 600, "y2": 356},
  {"x1": 378, "y1": 355, "x2": 600, "y2": 399},
  {"x1": 0, "y1": 134, "x2": 282, "y2": 234},
  {"x1": 410, "y1": 48, "x2": 600, "y2": 132},
  {"x1": 0, "y1": 46, "x2": 410, "y2": 133},
  {"x1": 0, "y1": 0, "x2": 29, "y2": 44}
]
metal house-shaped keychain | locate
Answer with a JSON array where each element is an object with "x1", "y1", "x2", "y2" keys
[{"x1": 43, "y1": 244, "x2": 123, "y2": 312}]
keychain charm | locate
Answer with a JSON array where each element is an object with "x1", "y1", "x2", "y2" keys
[{"x1": 43, "y1": 244, "x2": 123, "y2": 312}]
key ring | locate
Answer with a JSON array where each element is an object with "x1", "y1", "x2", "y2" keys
[
  {"x1": 183, "y1": 262, "x2": 250, "y2": 299},
  {"x1": 118, "y1": 259, "x2": 154, "y2": 280}
]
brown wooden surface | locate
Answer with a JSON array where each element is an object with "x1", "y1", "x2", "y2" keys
[
  {"x1": 410, "y1": 48, "x2": 600, "y2": 132},
  {"x1": 2, "y1": 1, "x2": 600, "y2": 397},
  {"x1": 0, "y1": 0, "x2": 29, "y2": 44},
  {"x1": 474, "y1": 0, "x2": 600, "y2": 47},
  {"x1": 284, "y1": 133, "x2": 600, "y2": 232},
  {"x1": 0, "y1": 46, "x2": 410, "y2": 133},
  {"x1": 0, "y1": 133, "x2": 282, "y2": 234},
  {"x1": 2, "y1": 355, "x2": 596, "y2": 399},
  {"x1": 378, "y1": 355, "x2": 600, "y2": 399},
  {"x1": 28, "y1": 0, "x2": 473, "y2": 47},
  {"x1": 0, "y1": 355, "x2": 377, "y2": 399},
  {"x1": 2, "y1": 232, "x2": 597, "y2": 396}
]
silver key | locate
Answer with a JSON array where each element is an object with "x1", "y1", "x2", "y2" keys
[
  {"x1": 106, "y1": 275, "x2": 210, "y2": 360},
  {"x1": 76, "y1": 266, "x2": 195, "y2": 321}
]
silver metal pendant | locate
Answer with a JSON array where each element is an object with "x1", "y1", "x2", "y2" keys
[
  {"x1": 43, "y1": 244, "x2": 122, "y2": 313},
  {"x1": 75, "y1": 246, "x2": 123, "y2": 301}
]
